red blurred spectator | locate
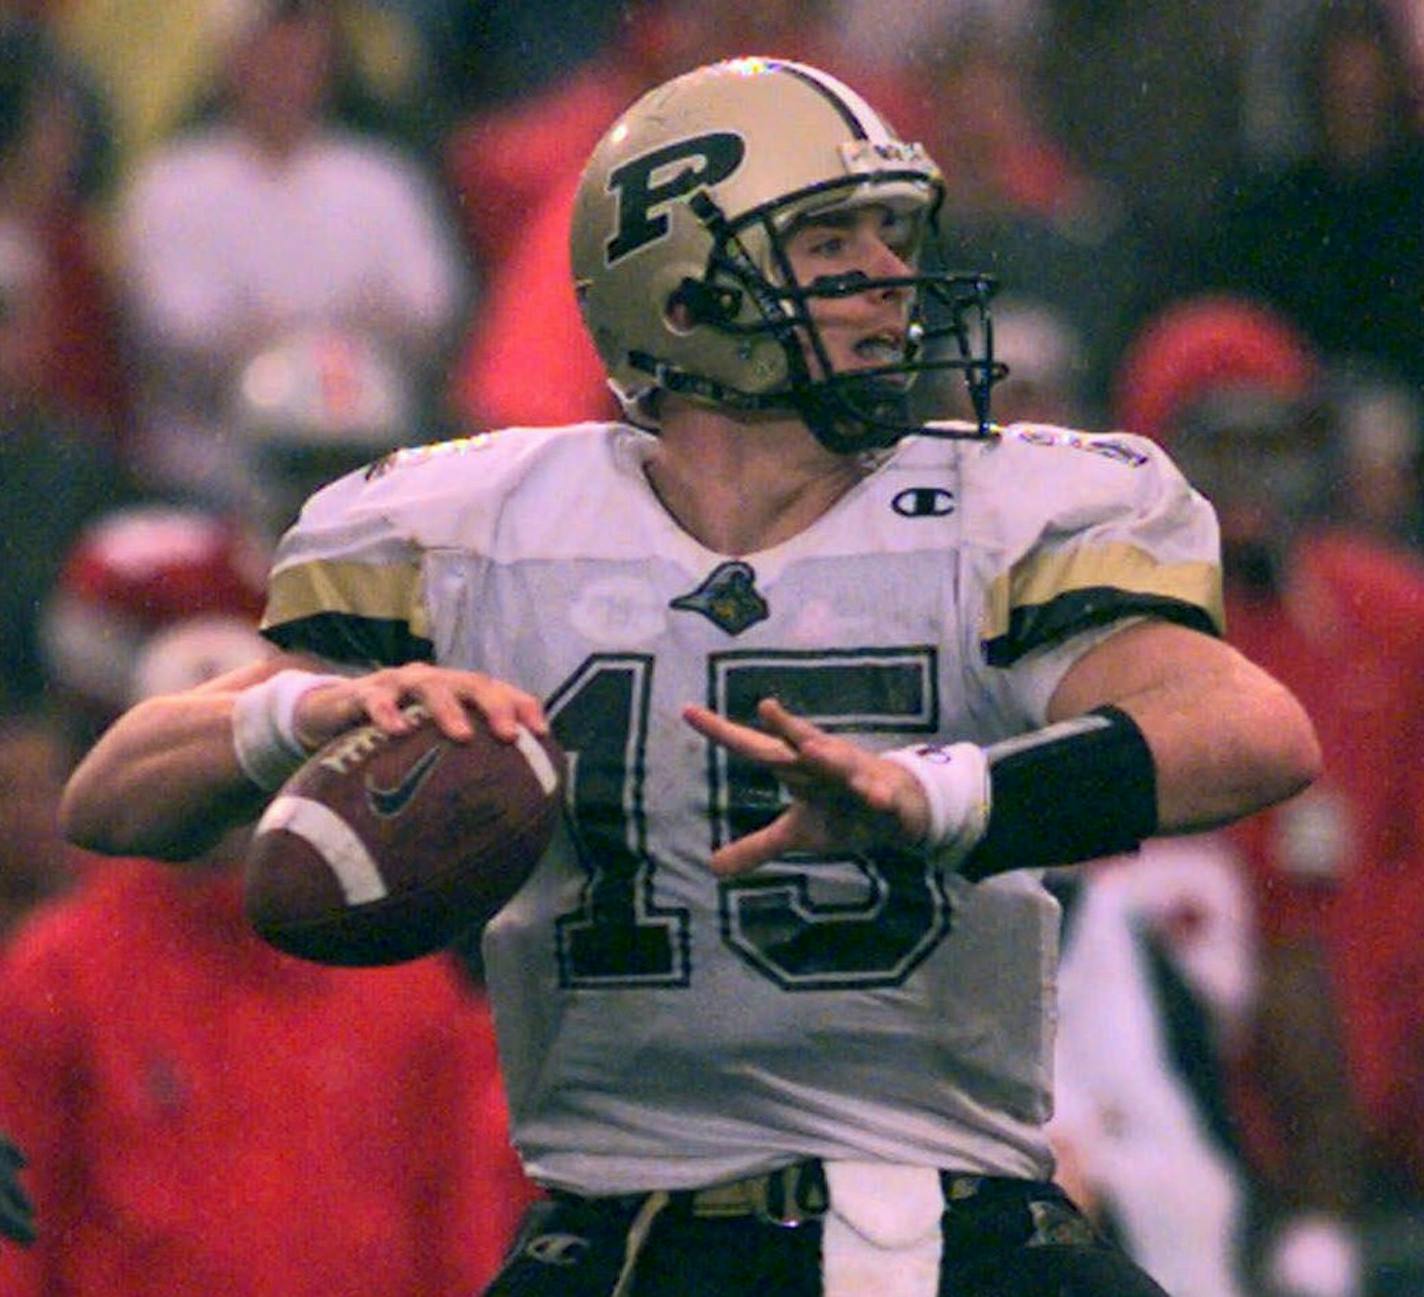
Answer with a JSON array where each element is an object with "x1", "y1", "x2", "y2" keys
[
  {"x1": 1112, "y1": 295, "x2": 1320, "y2": 442},
  {"x1": 38, "y1": 503, "x2": 269, "y2": 755},
  {"x1": 446, "y1": 170, "x2": 611, "y2": 430},
  {"x1": 1115, "y1": 292, "x2": 1424, "y2": 1297},
  {"x1": 0, "y1": 17, "x2": 128, "y2": 438},
  {"x1": 0, "y1": 849, "x2": 533, "y2": 1295}
]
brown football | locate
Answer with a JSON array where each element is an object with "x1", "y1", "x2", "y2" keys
[{"x1": 244, "y1": 704, "x2": 564, "y2": 966}]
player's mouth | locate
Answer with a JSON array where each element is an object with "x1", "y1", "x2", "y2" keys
[
  {"x1": 852, "y1": 331, "x2": 906, "y2": 365},
  {"x1": 845, "y1": 330, "x2": 914, "y2": 387}
]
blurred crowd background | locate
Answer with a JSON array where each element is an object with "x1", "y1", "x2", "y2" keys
[{"x1": 1, "y1": 0, "x2": 1424, "y2": 1295}]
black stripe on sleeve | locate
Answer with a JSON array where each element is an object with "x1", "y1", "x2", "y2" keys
[
  {"x1": 262, "y1": 613, "x2": 435, "y2": 669},
  {"x1": 982, "y1": 591, "x2": 1220, "y2": 668}
]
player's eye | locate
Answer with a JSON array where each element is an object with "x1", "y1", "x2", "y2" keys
[{"x1": 880, "y1": 210, "x2": 917, "y2": 256}]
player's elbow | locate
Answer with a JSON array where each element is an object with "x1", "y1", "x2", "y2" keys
[
  {"x1": 58, "y1": 789, "x2": 109, "y2": 855},
  {"x1": 1248, "y1": 679, "x2": 1323, "y2": 808},
  {"x1": 57, "y1": 768, "x2": 137, "y2": 856},
  {"x1": 59, "y1": 780, "x2": 222, "y2": 862},
  {"x1": 57, "y1": 750, "x2": 188, "y2": 860}
]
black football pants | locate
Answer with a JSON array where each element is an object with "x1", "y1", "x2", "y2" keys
[{"x1": 482, "y1": 1174, "x2": 1172, "y2": 1297}]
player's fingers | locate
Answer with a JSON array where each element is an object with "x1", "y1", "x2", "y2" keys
[
  {"x1": 509, "y1": 692, "x2": 550, "y2": 738},
  {"x1": 755, "y1": 697, "x2": 839, "y2": 752},
  {"x1": 782, "y1": 729, "x2": 863, "y2": 781},
  {"x1": 754, "y1": 702, "x2": 877, "y2": 790},
  {"x1": 362, "y1": 683, "x2": 423, "y2": 735},
  {"x1": 683, "y1": 703, "x2": 797, "y2": 765},
  {"x1": 711, "y1": 803, "x2": 837, "y2": 876},
  {"x1": 290, "y1": 680, "x2": 365, "y2": 749},
  {"x1": 452, "y1": 678, "x2": 547, "y2": 743},
  {"x1": 708, "y1": 816, "x2": 799, "y2": 877},
  {"x1": 415, "y1": 680, "x2": 477, "y2": 741}
]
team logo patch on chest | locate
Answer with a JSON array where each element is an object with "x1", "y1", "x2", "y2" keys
[{"x1": 670, "y1": 560, "x2": 769, "y2": 635}]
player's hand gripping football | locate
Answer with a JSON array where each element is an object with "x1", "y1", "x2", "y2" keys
[
  {"x1": 294, "y1": 663, "x2": 549, "y2": 750},
  {"x1": 683, "y1": 698, "x2": 932, "y2": 876}
]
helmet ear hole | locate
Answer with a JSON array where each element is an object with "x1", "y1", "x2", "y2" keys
[
  {"x1": 665, "y1": 298, "x2": 696, "y2": 335},
  {"x1": 667, "y1": 278, "x2": 740, "y2": 328}
]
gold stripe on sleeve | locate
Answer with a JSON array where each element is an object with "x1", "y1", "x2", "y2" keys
[
  {"x1": 262, "y1": 559, "x2": 430, "y2": 643},
  {"x1": 982, "y1": 543, "x2": 1224, "y2": 662}
]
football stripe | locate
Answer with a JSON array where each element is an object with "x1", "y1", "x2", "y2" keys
[
  {"x1": 255, "y1": 795, "x2": 390, "y2": 904},
  {"x1": 513, "y1": 725, "x2": 560, "y2": 795}
]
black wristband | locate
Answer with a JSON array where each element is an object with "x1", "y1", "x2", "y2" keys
[{"x1": 959, "y1": 705, "x2": 1158, "y2": 883}]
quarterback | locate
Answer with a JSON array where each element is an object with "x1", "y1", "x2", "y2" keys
[{"x1": 63, "y1": 58, "x2": 1319, "y2": 1297}]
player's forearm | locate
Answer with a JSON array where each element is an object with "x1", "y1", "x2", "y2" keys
[
  {"x1": 59, "y1": 691, "x2": 270, "y2": 861},
  {"x1": 1048, "y1": 620, "x2": 1321, "y2": 836}
]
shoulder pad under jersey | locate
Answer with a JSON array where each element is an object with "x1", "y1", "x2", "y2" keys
[
  {"x1": 960, "y1": 421, "x2": 1223, "y2": 666},
  {"x1": 260, "y1": 424, "x2": 610, "y2": 665}
]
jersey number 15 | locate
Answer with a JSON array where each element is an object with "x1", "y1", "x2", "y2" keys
[{"x1": 546, "y1": 648, "x2": 957, "y2": 993}]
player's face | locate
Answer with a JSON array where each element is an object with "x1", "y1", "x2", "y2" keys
[{"x1": 782, "y1": 203, "x2": 917, "y2": 384}]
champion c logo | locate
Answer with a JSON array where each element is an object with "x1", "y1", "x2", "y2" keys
[{"x1": 892, "y1": 487, "x2": 955, "y2": 517}]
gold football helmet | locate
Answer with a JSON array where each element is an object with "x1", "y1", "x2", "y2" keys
[{"x1": 571, "y1": 56, "x2": 1003, "y2": 451}]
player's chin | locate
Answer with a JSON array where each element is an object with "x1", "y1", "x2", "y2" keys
[{"x1": 800, "y1": 375, "x2": 916, "y2": 453}]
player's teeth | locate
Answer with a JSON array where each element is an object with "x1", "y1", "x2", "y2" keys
[{"x1": 855, "y1": 340, "x2": 902, "y2": 362}]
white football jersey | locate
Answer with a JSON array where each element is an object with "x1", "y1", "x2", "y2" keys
[{"x1": 262, "y1": 419, "x2": 1222, "y2": 1194}]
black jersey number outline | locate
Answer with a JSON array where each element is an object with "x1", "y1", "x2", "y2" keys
[
  {"x1": 549, "y1": 648, "x2": 953, "y2": 990},
  {"x1": 709, "y1": 647, "x2": 953, "y2": 989},
  {"x1": 548, "y1": 655, "x2": 691, "y2": 988}
]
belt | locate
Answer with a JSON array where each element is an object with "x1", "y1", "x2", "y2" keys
[
  {"x1": 549, "y1": 1164, "x2": 1098, "y2": 1297},
  {"x1": 668, "y1": 1162, "x2": 1096, "y2": 1247},
  {"x1": 680, "y1": 1160, "x2": 829, "y2": 1225}
]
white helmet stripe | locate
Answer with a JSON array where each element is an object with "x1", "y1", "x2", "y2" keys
[{"x1": 776, "y1": 60, "x2": 897, "y2": 146}]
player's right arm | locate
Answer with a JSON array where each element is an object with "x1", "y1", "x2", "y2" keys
[
  {"x1": 59, "y1": 657, "x2": 547, "y2": 863},
  {"x1": 63, "y1": 440, "x2": 556, "y2": 862}
]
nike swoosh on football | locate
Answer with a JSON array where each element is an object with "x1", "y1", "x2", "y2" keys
[{"x1": 365, "y1": 745, "x2": 444, "y2": 818}]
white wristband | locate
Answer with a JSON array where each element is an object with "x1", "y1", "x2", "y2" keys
[
  {"x1": 882, "y1": 741, "x2": 992, "y2": 869},
  {"x1": 231, "y1": 669, "x2": 346, "y2": 791}
]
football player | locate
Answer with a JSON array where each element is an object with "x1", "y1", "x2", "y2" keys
[{"x1": 60, "y1": 58, "x2": 1320, "y2": 1297}]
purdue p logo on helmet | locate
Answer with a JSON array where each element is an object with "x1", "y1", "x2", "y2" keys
[
  {"x1": 604, "y1": 132, "x2": 747, "y2": 265},
  {"x1": 571, "y1": 56, "x2": 1002, "y2": 450}
]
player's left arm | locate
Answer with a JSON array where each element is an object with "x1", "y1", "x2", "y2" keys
[
  {"x1": 685, "y1": 617, "x2": 1320, "y2": 877},
  {"x1": 1044, "y1": 616, "x2": 1319, "y2": 833}
]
